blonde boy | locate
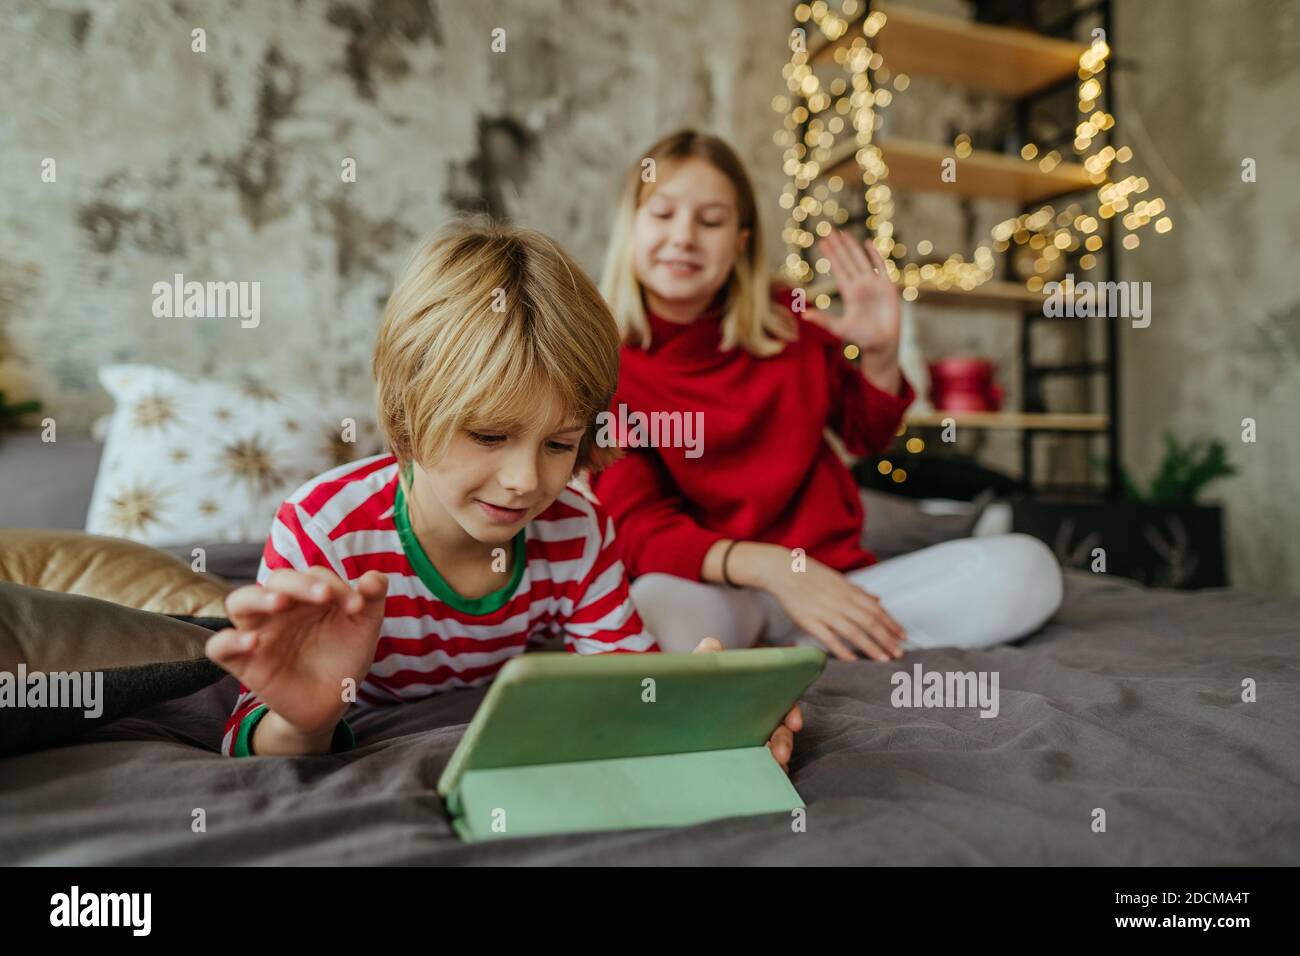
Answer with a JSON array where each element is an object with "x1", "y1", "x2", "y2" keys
[{"x1": 206, "y1": 220, "x2": 802, "y2": 764}]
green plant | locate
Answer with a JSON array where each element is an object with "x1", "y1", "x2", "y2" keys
[
  {"x1": 0, "y1": 389, "x2": 42, "y2": 430},
  {"x1": 1093, "y1": 432, "x2": 1237, "y2": 504}
]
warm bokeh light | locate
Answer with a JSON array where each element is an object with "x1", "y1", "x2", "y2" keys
[{"x1": 775, "y1": 5, "x2": 1170, "y2": 314}]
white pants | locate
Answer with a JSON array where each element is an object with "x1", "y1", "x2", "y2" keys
[{"x1": 630, "y1": 533, "x2": 1065, "y2": 654}]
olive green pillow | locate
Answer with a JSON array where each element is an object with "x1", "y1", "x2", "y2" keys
[{"x1": 0, "y1": 583, "x2": 227, "y2": 756}]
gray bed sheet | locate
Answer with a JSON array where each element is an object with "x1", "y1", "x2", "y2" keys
[{"x1": 2, "y1": 568, "x2": 1297, "y2": 865}]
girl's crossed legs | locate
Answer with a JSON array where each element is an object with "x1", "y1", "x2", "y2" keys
[{"x1": 630, "y1": 533, "x2": 1064, "y2": 654}]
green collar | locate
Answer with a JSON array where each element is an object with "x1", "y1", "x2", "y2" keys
[{"x1": 393, "y1": 466, "x2": 526, "y2": 616}]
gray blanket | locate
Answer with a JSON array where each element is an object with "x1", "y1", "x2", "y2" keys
[{"x1": 3, "y1": 569, "x2": 1298, "y2": 865}]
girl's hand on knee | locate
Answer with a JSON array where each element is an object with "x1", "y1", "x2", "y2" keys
[
  {"x1": 691, "y1": 637, "x2": 803, "y2": 773},
  {"x1": 761, "y1": 556, "x2": 907, "y2": 662}
]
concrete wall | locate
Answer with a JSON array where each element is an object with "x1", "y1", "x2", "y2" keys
[
  {"x1": 0, "y1": 0, "x2": 791, "y2": 426},
  {"x1": 1115, "y1": 0, "x2": 1300, "y2": 593}
]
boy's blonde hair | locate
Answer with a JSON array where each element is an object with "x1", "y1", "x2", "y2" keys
[
  {"x1": 600, "y1": 129, "x2": 796, "y2": 356},
  {"x1": 373, "y1": 218, "x2": 621, "y2": 493}
]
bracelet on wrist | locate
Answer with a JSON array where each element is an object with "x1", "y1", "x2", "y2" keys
[{"x1": 721, "y1": 539, "x2": 742, "y2": 589}]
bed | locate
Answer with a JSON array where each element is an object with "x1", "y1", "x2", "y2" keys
[{"x1": 3, "y1": 563, "x2": 1297, "y2": 865}]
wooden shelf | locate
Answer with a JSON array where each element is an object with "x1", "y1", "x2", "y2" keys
[
  {"x1": 800, "y1": 5, "x2": 1118, "y2": 489},
  {"x1": 810, "y1": 3, "x2": 1086, "y2": 98},
  {"x1": 910, "y1": 280, "x2": 1049, "y2": 309},
  {"x1": 905, "y1": 410, "x2": 1108, "y2": 431},
  {"x1": 822, "y1": 136, "x2": 1093, "y2": 203},
  {"x1": 808, "y1": 277, "x2": 1048, "y2": 311}
]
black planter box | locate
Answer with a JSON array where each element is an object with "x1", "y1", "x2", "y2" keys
[{"x1": 1011, "y1": 497, "x2": 1228, "y2": 590}]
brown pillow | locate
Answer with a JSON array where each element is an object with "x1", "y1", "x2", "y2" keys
[
  {"x1": 859, "y1": 488, "x2": 984, "y2": 561},
  {"x1": 0, "y1": 529, "x2": 231, "y2": 617}
]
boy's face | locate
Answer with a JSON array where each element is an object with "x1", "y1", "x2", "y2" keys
[
  {"x1": 411, "y1": 401, "x2": 586, "y2": 548},
  {"x1": 633, "y1": 157, "x2": 750, "y2": 315}
]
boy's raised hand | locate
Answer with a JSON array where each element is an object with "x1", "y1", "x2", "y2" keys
[
  {"x1": 206, "y1": 568, "x2": 389, "y2": 738},
  {"x1": 691, "y1": 637, "x2": 804, "y2": 774}
]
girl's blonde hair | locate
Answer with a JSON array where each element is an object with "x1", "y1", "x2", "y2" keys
[
  {"x1": 600, "y1": 129, "x2": 796, "y2": 356},
  {"x1": 373, "y1": 218, "x2": 621, "y2": 496}
]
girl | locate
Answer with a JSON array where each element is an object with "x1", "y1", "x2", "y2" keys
[
  {"x1": 205, "y1": 219, "x2": 801, "y2": 764},
  {"x1": 592, "y1": 130, "x2": 1063, "y2": 659}
]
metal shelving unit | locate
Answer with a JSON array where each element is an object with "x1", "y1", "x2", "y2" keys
[
  {"x1": 794, "y1": 0, "x2": 1124, "y2": 498},
  {"x1": 994, "y1": 0, "x2": 1121, "y2": 499}
]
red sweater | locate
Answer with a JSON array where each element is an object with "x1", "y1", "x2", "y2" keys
[{"x1": 590, "y1": 288, "x2": 915, "y2": 581}]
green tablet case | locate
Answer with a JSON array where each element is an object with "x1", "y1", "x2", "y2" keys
[{"x1": 436, "y1": 646, "x2": 826, "y2": 841}]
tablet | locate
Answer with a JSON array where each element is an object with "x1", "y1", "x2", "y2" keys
[{"x1": 436, "y1": 645, "x2": 826, "y2": 841}]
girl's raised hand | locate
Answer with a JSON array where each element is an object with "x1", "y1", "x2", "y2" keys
[
  {"x1": 205, "y1": 567, "x2": 389, "y2": 738},
  {"x1": 801, "y1": 230, "x2": 902, "y2": 360}
]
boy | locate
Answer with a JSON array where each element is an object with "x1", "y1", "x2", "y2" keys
[{"x1": 206, "y1": 220, "x2": 802, "y2": 764}]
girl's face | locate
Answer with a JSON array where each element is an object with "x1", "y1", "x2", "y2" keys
[
  {"x1": 409, "y1": 400, "x2": 585, "y2": 550},
  {"x1": 633, "y1": 157, "x2": 750, "y2": 318}
]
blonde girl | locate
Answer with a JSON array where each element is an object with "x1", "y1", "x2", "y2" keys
[{"x1": 592, "y1": 130, "x2": 1063, "y2": 658}]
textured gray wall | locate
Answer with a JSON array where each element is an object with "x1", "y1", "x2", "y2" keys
[
  {"x1": 0, "y1": 0, "x2": 791, "y2": 427},
  {"x1": 2, "y1": 0, "x2": 1297, "y2": 592},
  {"x1": 1114, "y1": 0, "x2": 1300, "y2": 594}
]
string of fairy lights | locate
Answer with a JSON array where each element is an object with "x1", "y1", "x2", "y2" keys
[{"x1": 773, "y1": 1, "x2": 1174, "y2": 310}]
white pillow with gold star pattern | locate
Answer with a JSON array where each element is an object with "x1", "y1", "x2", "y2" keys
[{"x1": 85, "y1": 365, "x2": 383, "y2": 546}]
